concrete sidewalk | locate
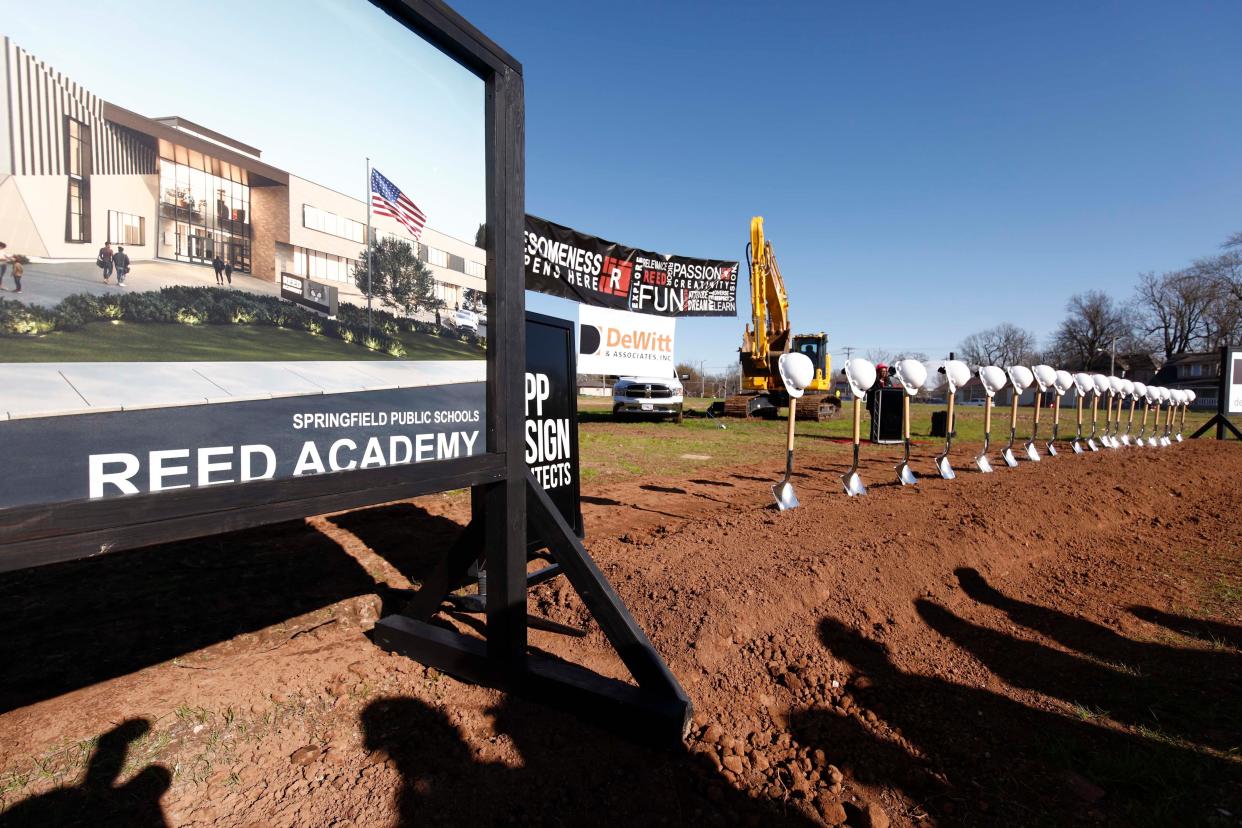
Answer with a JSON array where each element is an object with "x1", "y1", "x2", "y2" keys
[
  {"x1": 2, "y1": 259, "x2": 279, "y2": 308},
  {"x1": 1, "y1": 359, "x2": 485, "y2": 419}
]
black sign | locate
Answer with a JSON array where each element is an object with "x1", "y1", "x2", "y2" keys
[
  {"x1": 0, "y1": 384, "x2": 484, "y2": 511},
  {"x1": 281, "y1": 272, "x2": 339, "y2": 316},
  {"x1": 524, "y1": 215, "x2": 738, "y2": 317},
  {"x1": 526, "y1": 311, "x2": 583, "y2": 538}
]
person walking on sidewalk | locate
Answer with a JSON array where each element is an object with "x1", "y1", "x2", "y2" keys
[
  {"x1": 113, "y1": 245, "x2": 131, "y2": 287},
  {"x1": 212, "y1": 254, "x2": 225, "y2": 285},
  {"x1": 223, "y1": 258, "x2": 234, "y2": 286},
  {"x1": 3, "y1": 251, "x2": 24, "y2": 294},
  {"x1": 98, "y1": 242, "x2": 115, "y2": 282}
]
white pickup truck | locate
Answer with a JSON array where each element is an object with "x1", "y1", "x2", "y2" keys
[{"x1": 612, "y1": 376, "x2": 684, "y2": 423}]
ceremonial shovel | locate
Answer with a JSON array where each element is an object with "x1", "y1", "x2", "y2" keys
[
  {"x1": 842, "y1": 358, "x2": 876, "y2": 497},
  {"x1": 1001, "y1": 366, "x2": 1033, "y2": 467},
  {"x1": 894, "y1": 359, "x2": 928, "y2": 486},
  {"x1": 934, "y1": 360, "x2": 971, "y2": 480},
  {"x1": 1071, "y1": 373, "x2": 1093, "y2": 453},
  {"x1": 772, "y1": 352, "x2": 814, "y2": 511},
  {"x1": 976, "y1": 366, "x2": 1008, "y2": 473},
  {"x1": 1048, "y1": 370, "x2": 1075, "y2": 456},
  {"x1": 1029, "y1": 365, "x2": 1056, "y2": 462}
]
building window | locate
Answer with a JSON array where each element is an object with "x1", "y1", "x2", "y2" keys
[
  {"x1": 156, "y1": 139, "x2": 251, "y2": 272},
  {"x1": 1190, "y1": 364, "x2": 1203, "y2": 378},
  {"x1": 293, "y1": 246, "x2": 357, "y2": 284},
  {"x1": 464, "y1": 259, "x2": 486, "y2": 278},
  {"x1": 303, "y1": 204, "x2": 365, "y2": 244},
  {"x1": 66, "y1": 117, "x2": 90, "y2": 177},
  {"x1": 108, "y1": 211, "x2": 145, "y2": 246},
  {"x1": 66, "y1": 180, "x2": 90, "y2": 243},
  {"x1": 425, "y1": 246, "x2": 448, "y2": 268},
  {"x1": 64, "y1": 117, "x2": 92, "y2": 243}
]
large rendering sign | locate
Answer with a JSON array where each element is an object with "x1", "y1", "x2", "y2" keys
[
  {"x1": 0, "y1": 0, "x2": 495, "y2": 564},
  {"x1": 524, "y1": 215, "x2": 738, "y2": 317}
]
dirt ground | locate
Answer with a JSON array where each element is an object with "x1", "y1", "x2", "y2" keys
[{"x1": 0, "y1": 437, "x2": 1239, "y2": 827}]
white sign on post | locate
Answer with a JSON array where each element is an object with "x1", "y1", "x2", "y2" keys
[
  {"x1": 577, "y1": 305, "x2": 676, "y2": 377},
  {"x1": 1229, "y1": 349, "x2": 1242, "y2": 414}
]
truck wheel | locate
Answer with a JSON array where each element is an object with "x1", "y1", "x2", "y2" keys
[{"x1": 674, "y1": 407, "x2": 684, "y2": 424}]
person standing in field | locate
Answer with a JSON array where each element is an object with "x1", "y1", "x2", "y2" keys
[
  {"x1": 223, "y1": 258, "x2": 234, "y2": 286},
  {"x1": 113, "y1": 245, "x2": 130, "y2": 287},
  {"x1": 212, "y1": 254, "x2": 225, "y2": 285},
  {"x1": 0, "y1": 241, "x2": 8, "y2": 287},
  {"x1": 99, "y1": 241, "x2": 115, "y2": 282}
]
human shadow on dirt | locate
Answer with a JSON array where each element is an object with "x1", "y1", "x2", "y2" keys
[
  {"x1": 951, "y1": 568, "x2": 1240, "y2": 749},
  {"x1": 0, "y1": 521, "x2": 379, "y2": 714},
  {"x1": 797, "y1": 615, "x2": 1241, "y2": 827},
  {"x1": 328, "y1": 502, "x2": 467, "y2": 585},
  {"x1": 361, "y1": 695, "x2": 818, "y2": 828},
  {"x1": 1128, "y1": 604, "x2": 1242, "y2": 649},
  {"x1": 0, "y1": 719, "x2": 169, "y2": 827}
]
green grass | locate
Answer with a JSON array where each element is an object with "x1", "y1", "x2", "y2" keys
[
  {"x1": 574, "y1": 397, "x2": 1216, "y2": 482},
  {"x1": 0, "y1": 320, "x2": 483, "y2": 362}
]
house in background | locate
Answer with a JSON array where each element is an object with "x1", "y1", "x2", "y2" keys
[{"x1": 1152, "y1": 351, "x2": 1223, "y2": 410}]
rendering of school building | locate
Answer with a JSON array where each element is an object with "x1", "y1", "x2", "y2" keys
[{"x1": 0, "y1": 37, "x2": 485, "y2": 311}]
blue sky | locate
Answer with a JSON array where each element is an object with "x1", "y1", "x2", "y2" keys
[
  {"x1": 454, "y1": 0, "x2": 1242, "y2": 370},
  {"x1": 2, "y1": 0, "x2": 486, "y2": 241}
]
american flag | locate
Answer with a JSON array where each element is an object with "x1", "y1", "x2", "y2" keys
[{"x1": 370, "y1": 168, "x2": 426, "y2": 239}]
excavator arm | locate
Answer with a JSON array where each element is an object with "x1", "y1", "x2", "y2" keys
[{"x1": 742, "y1": 216, "x2": 791, "y2": 368}]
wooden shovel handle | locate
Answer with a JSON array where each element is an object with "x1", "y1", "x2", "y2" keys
[
  {"x1": 1033, "y1": 391, "x2": 1042, "y2": 424},
  {"x1": 852, "y1": 397, "x2": 862, "y2": 445},
  {"x1": 904, "y1": 393, "x2": 911, "y2": 440},
  {"x1": 786, "y1": 402, "x2": 797, "y2": 451},
  {"x1": 1009, "y1": 394, "x2": 1019, "y2": 430},
  {"x1": 984, "y1": 397, "x2": 992, "y2": 433},
  {"x1": 946, "y1": 392, "x2": 956, "y2": 436},
  {"x1": 1053, "y1": 395, "x2": 1061, "y2": 425}
]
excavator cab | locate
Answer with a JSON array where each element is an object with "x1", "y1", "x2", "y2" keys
[{"x1": 792, "y1": 334, "x2": 828, "y2": 384}]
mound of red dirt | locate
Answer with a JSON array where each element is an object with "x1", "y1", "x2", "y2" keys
[{"x1": 0, "y1": 440, "x2": 1239, "y2": 827}]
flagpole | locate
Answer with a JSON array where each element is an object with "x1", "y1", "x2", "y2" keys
[{"x1": 365, "y1": 156, "x2": 373, "y2": 338}]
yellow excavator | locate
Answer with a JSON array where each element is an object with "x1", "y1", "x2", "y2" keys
[{"x1": 723, "y1": 217, "x2": 840, "y2": 421}]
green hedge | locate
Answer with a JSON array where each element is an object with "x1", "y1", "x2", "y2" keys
[{"x1": 0, "y1": 287, "x2": 484, "y2": 356}]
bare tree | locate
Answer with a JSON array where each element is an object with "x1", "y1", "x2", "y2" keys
[
  {"x1": 1050, "y1": 291, "x2": 1131, "y2": 370},
  {"x1": 1131, "y1": 270, "x2": 1211, "y2": 360},
  {"x1": 958, "y1": 323, "x2": 1037, "y2": 368},
  {"x1": 864, "y1": 348, "x2": 896, "y2": 367}
]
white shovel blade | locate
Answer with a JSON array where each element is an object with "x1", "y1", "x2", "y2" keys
[
  {"x1": 896, "y1": 463, "x2": 917, "y2": 486},
  {"x1": 1025, "y1": 442, "x2": 1041, "y2": 462},
  {"x1": 1175, "y1": 433, "x2": 1184, "y2": 443},
  {"x1": 1121, "y1": 435, "x2": 1131, "y2": 446},
  {"x1": 842, "y1": 471, "x2": 867, "y2": 497},
  {"x1": 975, "y1": 454, "x2": 994, "y2": 473},
  {"x1": 1072, "y1": 441, "x2": 1084, "y2": 454},
  {"x1": 772, "y1": 480, "x2": 799, "y2": 511},
  {"x1": 1046, "y1": 442, "x2": 1058, "y2": 456},
  {"x1": 935, "y1": 455, "x2": 955, "y2": 480},
  {"x1": 1001, "y1": 448, "x2": 1019, "y2": 467},
  {"x1": 1087, "y1": 439, "x2": 1099, "y2": 451}
]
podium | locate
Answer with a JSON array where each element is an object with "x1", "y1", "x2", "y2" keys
[{"x1": 869, "y1": 387, "x2": 905, "y2": 444}]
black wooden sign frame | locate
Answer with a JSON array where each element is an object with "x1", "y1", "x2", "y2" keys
[{"x1": 0, "y1": 0, "x2": 690, "y2": 743}]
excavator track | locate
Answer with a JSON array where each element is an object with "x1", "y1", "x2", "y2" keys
[
  {"x1": 794, "y1": 394, "x2": 841, "y2": 422},
  {"x1": 723, "y1": 393, "x2": 777, "y2": 418}
]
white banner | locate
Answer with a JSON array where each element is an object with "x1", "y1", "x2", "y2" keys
[
  {"x1": 577, "y1": 305, "x2": 676, "y2": 377},
  {"x1": 1229, "y1": 349, "x2": 1242, "y2": 414}
]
